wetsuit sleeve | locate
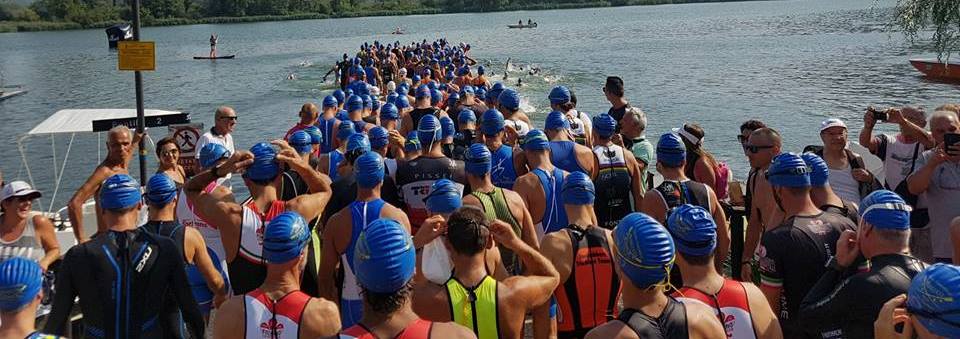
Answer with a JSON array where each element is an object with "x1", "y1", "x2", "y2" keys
[
  {"x1": 44, "y1": 247, "x2": 80, "y2": 335},
  {"x1": 797, "y1": 267, "x2": 854, "y2": 335},
  {"x1": 166, "y1": 241, "x2": 206, "y2": 337},
  {"x1": 756, "y1": 232, "x2": 785, "y2": 289}
]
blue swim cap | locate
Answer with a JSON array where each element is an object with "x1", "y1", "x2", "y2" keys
[
  {"x1": 561, "y1": 171, "x2": 595, "y2": 205},
  {"x1": 380, "y1": 103, "x2": 399, "y2": 121},
  {"x1": 287, "y1": 130, "x2": 312, "y2": 154},
  {"x1": 425, "y1": 179, "x2": 462, "y2": 214},
  {"x1": 430, "y1": 89, "x2": 443, "y2": 106},
  {"x1": 465, "y1": 143, "x2": 492, "y2": 176},
  {"x1": 481, "y1": 109, "x2": 505, "y2": 136},
  {"x1": 859, "y1": 190, "x2": 912, "y2": 230},
  {"x1": 346, "y1": 133, "x2": 371, "y2": 155},
  {"x1": 418, "y1": 114, "x2": 442, "y2": 147},
  {"x1": 100, "y1": 174, "x2": 141, "y2": 210},
  {"x1": 323, "y1": 95, "x2": 338, "y2": 108},
  {"x1": 461, "y1": 86, "x2": 475, "y2": 96},
  {"x1": 545, "y1": 110, "x2": 570, "y2": 131},
  {"x1": 145, "y1": 174, "x2": 178, "y2": 206},
  {"x1": 345, "y1": 88, "x2": 354, "y2": 98},
  {"x1": 491, "y1": 82, "x2": 504, "y2": 92},
  {"x1": 355, "y1": 152, "x2": 385, "y2": 188},
  {"x1": 0, "y1": 257, "x2": 43, "y2": 312},
  {"x1": 446, "y1": 70, "x2": 455, "y2": 81},
  {"x1": 199, "y1": 143, "x2": 231, "y2": 169},
  {"x1": 361, "y1": 95, "x2": 373, "y2": 109},
  {"x1": 486, "y1": 87, "x2": 503, "y2": 103},
  {"x1": 593, "y1": 113, "x2": 617, "y2": 138},
  {"x1": 354, "y1": 218, "x2": 416, "y2": 293},
  {"x1": 333, "y1": 90, "x2": 346, "y2": 106},
  {"x1": 336, "y1": 110, "x2": 349, "y2": 121},
  {"x1": 656, "y1": 133, "x2": 686, "y2": 167},
  {"x1": 415, "y1": 85, "x2": 430, "y2": 99},
  {"x1": 372, "y1": 98, "x2": 380, "y2": 112},
  {"x1": 404, "y1": 131, "x2": 421, "y2": 153},
  {"x1": 478, "y1": 65, "x2": 485, "y2": 75},
  {"x1": 369, "y1": 126, "x2": 389, "y2": 150},
  {"x1": 766, "y1": 153, "x2": 811, "y2": 188},
  {"x1": 614, "y1": 213, "x2": 675, "y2": 289},
  {"x1": 523, "y1": 129, "x2": 550, "y2": 151},
  {"x1": 447, "y1": 92, "x2": 461, "y2": 108},
  {"x1": 440, "y1": 116, "x2": 455, "y2": 139},
  {"x1": 303, "y1": 126, "x2": 322, "y2": 145},
  {"x1": 459, "y1": 108, "x2": 477, "y2": 124},
  {"x1": 346, "y1": 95, "x2": 364, "y2": 113},
  {"x1": 906, "y1": 264, "x2": 960, "y2": 338},
  {"x1": 246, "y1": 143, "x2": 281, "y2": 183},
  {"x1": 412, "y1": 75, "x2": 421, "y2": 83},
  {"x1": 666, "y1": 204, "x2": 717, "y2": 257},
  {"x1": 262, "y1": 211, "x2": 310, "y2": 264},
  {"x1": 475, "y1": 87, "x2": 486, "y2": 100},
  {"x1": 498, "y1": 88, "x2": 521, "y2": 111},
  {"x1": 548, "y1": 85, "x2": 572, "y2": 105},
  {"x1": 395, "y1": 95, "x2": 410, "y2": 109},
  {"x1": 801, "y1": 153, "x2": 829, "y2": 187},
  {"x1": 397, "y1": 84, "x2": 409, "y2": 96},
  {"x1": 386, "y1": 93, "x2": 399, "y2": 105},
  {"x1": 456, "y1": 66, "x2": 469, "y2": 76},
  {"x1": 338, "y1": 120, "x2": 356, "y2": 141}
]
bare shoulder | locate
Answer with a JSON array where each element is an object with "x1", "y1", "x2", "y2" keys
[
  {"x1": 686, "y1": 301, "x2": 726, "y2": 339},
  {"x1": 430, "y1": 321, "x2": 477, "y2": 338},
  {"x1": 462, "y1": 194, "x2": 481, "y2": 207},
  {"x1": 540, "y1": 231, "x2": 570, "y2": 256},
  {"x1": 31, "y1": 214, "x2": 54, "y2": 229},
  {"x1": 501, "y1": 188, "x2": 524, "y2": 203},
  {"x1": 584, "y1": 321, "x2": 636, "y2": 339},
  {"x1": 303, "y1": 297, "x2": 342, "y2": 337}
]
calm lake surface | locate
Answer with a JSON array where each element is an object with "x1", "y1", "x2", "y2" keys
[{"x1": 1, "y1": 0, "x2": 958, "y2": 209}]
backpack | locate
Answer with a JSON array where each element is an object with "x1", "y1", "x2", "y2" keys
[{"x1": 714, "y1": 161, "x2": 731, "y2": 200}]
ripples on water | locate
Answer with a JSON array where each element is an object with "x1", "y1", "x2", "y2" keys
[{"x1": 1, "y1": 0, "x2": 958, "y2": 208}]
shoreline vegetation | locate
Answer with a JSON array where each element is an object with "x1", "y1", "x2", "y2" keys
[{"x1": 0, "y1": 0, "x2": 754, "y2": 33}]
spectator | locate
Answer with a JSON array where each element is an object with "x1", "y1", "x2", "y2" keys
[
  {"x1": 859, "y1": 106, "x2": 934, "y2": 190},
  {"x1": 195, "y1": 106, "x2": 237, "y2": 188},
  {"x1": 618, "y1": 107, "x2": 654, "y2": 190},
  {"x1": 155, "y1": 136, "x2": 186, "y2": 186},
  {"x1": 675, "y1": 123, "x2": 730, "y2": 200},
  {"x1": 603, "y1": 76, "x2": 630, "y2": 127},
  {"x1": 907, "y1": 111, "x2": 960, "y2": 263},
  {"x1": 0, "y1": 181, "x2": 60, "y2": 270},
  {"x1": 813, "y1": 118, "x2": 882, "y2": 203}
]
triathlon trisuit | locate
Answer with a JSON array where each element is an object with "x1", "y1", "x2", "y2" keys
[
  {"x1": 43, "y1": 229, "x2": 205, "y2": 338},
  {"x1": 490, "y1": 144, "x2": 518, "y2": 189},
  {"x1": 654, "y1": 180, "x2": 711, "y2": 214},
  {"x1": 565, "y1": 112, "x2": 589, "y2": 146},
  {"x1": 549, "y1": 141, "x2": 588, "y2": 174},
  {"x1": 756, "y1": 212, "x2": 857, "y2": 336},
  {"x1": 395, "y1": 156, "x2": 466, "y2": 230},
  {"x1": 592, "y1": 144, "x2": 633, "y2": 229},
  {"x1": 820, "y1": 201, "x2": 860, "y2": 226},
  {"x1": 244, "y1": 289, "x2": 312, "y2": 339},
  {"x1": 177, "y1": 182, "x2": 229, "y2": 284},
  {"x1": 328, "y1": 149, "x2": 346, "y2": 181},
  {"x1": 384, "y1": 158, "x2": 398, "y2": 181},
  {"x1": 340, "y1": 319, "x2": 433, "y2": 339},
  {"x1": 340, "y1": 199, "x2": 386, "y2": 329},
  {"x1": 532, "y1": 167, "x2": 568, "y2": 240},
  {"x1": 364, "y1": 66, "x2": 378, "y2": 87},
  {"x1": 25, "y1": 332, "x2": 66, "y2": 339},
  {"x1": 555, "y1": 225, "x2": 620, "y2": 338},
  {"x1": 0, "y1": 215, "x2": 44, "y2": 262},
  {"x1": 141, "y1": 220, "x2": 227, "y2": 316},
  {"x1": 617, "y1": 297, "x2": 688, "y2": 339},
  {"x1": 673, "y1": 280, "x2": 757, "y2": 339},
  {"x1": 381, "y1": 62, "x2": 396, "y2": 85},
  {"x1": 470, "y1": 188, "x2": 522, "y2": 275},
  {"x1": 446, "y1": 276, "x2": 499, "y2": 339},
  {"x1": 318, "y1": 117, "x2": 338, "y2": 154},
  {"x1": 230, "y1": 200, "x2": 286, "y2": 295},
  {"x1": 409, "y1": 108, "x2": 439, "y2": 129}
]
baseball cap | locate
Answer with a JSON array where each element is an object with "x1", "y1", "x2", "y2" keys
[
  {"x1": 0, "y1": 181, "x2": 41, "y2": 203},
  {"x1": 820, "y1": 118, "x2": 847, "y2": 133}
]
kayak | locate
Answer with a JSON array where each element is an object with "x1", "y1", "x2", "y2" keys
[
  {"x1": 194, "y1": 55, "x2": 236, "y2": 60},
  {"x1": 508, "y1": 23, "x2": 538, "y2": 29},
  {"x1": 909, "y1": 59, "x2": 960, "y2": 80}
]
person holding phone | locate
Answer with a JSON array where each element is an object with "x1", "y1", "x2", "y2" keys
[{"x1": 906, "y1": 111, "x2": 960, "y2": 264}]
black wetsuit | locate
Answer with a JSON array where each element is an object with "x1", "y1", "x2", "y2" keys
[
  {"x1": 607, "y1": 103, "x2": 629, "y2": 132},
  {"x1": 45, "y1": 229, "x2": 204, "y2": 339},
  {"x1": 799, "y1": 254, "x2": 926, "y2": 339},
  {"x1": 756, "y1": 213, "x2": 857, "y2": 338},
  {"x1": 321, "y1": 173, "x2": 402, "y2": 225},
  {"x1": 409, "y1": 107, "x2": 439, "y2": 128},
  {"x1": 140, "y1": 221, "x2": 189, "y2": 339},
  {"x1": 616, "y1": 297, "x2": 688, "y2": 339},
  {"x1": 820, "y1": 201, "x2": 859, "y2": 226}
]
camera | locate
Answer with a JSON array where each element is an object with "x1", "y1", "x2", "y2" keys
[{"x1": 868, "y1": 107, "x2": 887, "y2": 122}]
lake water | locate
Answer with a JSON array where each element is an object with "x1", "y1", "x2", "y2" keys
[{"x1": 1, "y1": 0, "x2": 959, "y2": 209}]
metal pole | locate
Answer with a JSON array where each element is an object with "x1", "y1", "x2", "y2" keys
[{"x1": 131, "y1": 0, "x2": 146, "y2": 184}]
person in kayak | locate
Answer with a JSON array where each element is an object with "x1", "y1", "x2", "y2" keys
[
  {"x1": 584, "y1": 213, "x2": 725, "y2": 339},
  {"x1": 0, "y1": 257, "x2": 65, "y2": 339},
  {"x1": 319, "y1": 151, "x2": 411, "y2": 328},
  {"x1": 668, "y1": 204, "x2": 782, "y2": 339},
  {"x1": 544, "y1": 110, "x2": 597, "y2": 178},
  {"x1": 0, "y1": 181, "x2": 60, "y2": 269},
  {"x1": 143, "y1": 173, "x2": 228, "y2": 324},
  {"x1": 184, "y1": 142, "x2": 331, "y2": 295},
  {"x1": 215, "y1": 212, "x2": 342, "y2": 339},
  {"x1": 411, "y1": 207, "x2": 560, "y2": 339},
  {"x1": 513, "y1": 129, "x2": 571, "y2": 239},
  {"x1": 340, "y1": 218, "x2": 476, "y2": 339},
  {"x1": 45, "y1": 174, "x2": 205, "y2": 338},
  {"x1": 539, "y1": 172, "x2": 621, "y2": 338},
  {"x1": 591, "y1": 113, "x2": 644, "y2": 229},
  {"x1": 479, "y1": 109, "x2": 527, "y2": 189}
]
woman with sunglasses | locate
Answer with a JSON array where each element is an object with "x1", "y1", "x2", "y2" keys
[
  {"x1": 0, "y1": 181, "x2": 60, "y2": 271},
  {"x1": 156, "y1": 136, "x2": 186, "y2": 187}
]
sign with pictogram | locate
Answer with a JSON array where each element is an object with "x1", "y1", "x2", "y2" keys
[{"x1": 168, "y1": 123, "x2": 203, "y2": 176}]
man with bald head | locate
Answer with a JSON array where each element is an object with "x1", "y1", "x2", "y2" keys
[
  {"x1": 285, "y1": 103, "x2": 320, "y2": 140},
  {"x1": 741, "y1": 127, "x2": 783, "y2": 281},
  {"x1": 907, "y1": 111, "x2": 960, "y2": 263},
  {"x1": 67, "y1": 125, "x2": 142, "y2": 243}
]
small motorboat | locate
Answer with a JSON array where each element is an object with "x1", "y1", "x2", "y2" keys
[
  {"x1": 909, "y1": 59, "x2": 960, "y2": 80},
  {"x1": 0, "y1": 89, "x2": 27, "y2": 102},
  {"x1": 105, "y1": 23, "x2": 133, "y2": 49},
  {"x1": 508, "y1": 22, "x2": 538, "y2": 29},
  {"x1": 194, "y1": 55, "x2": 236, "y2": 60}
]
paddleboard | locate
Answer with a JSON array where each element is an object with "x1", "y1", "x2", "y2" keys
[
  {"x1": 0, "y1": 90, "x2": 27, "y2": 102},
  {"x1": 193, "y1": 55, "x2": 235, "y2": 60}
]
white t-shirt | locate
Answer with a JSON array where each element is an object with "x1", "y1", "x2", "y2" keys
[
  {"x1": 913, "y1": 152, "x2": 960, "y2": 259},
  {"x1": 828, "y1": 165, "x2": 860, "y2": 203},
  {"x1": 875, "y1": 134, "x2": 922, "y2": 190}
]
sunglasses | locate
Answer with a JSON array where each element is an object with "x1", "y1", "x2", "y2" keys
[
  {"x1": 219, "y1": 116, "x2": 238, "y2": 121},
  {"x1": 743, "y1": 145, "x2": 774, "y2": 154},
  {"x1": 737, "y1": 135, "x2": 749, "y2": 144},
  {"x1": 161, "y1": 149, "x2": 179, "y2": 156}
]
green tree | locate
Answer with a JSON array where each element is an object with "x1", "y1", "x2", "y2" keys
[{"x1": 894, "y1": 0, "x2": 960, "y2": 61}]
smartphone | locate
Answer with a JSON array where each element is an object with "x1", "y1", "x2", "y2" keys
[
  {"x1": 869, "y1": 107, "x2": 888, "y2": 122},
  {"x1": 945, "y1": 133, "x2": 960, "y2": 156}
]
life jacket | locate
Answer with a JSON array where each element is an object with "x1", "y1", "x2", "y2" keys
[
  {"x1": 243, "y1": 289, "x2": 312, "y2": 339},
  {"x1": 339, "y1": 319, "x2": 433, "y2": 339},
  {"x1": 532, "y1": 167, "x2": 568, "y2": 240},
  {"x1": 229, "y1": 200, "x2": 285, "y2": 295},
  {"x1": 592, "y1": 144, "x2": 633, "y2": 229},
  {"x1": 445, "y1": 276, "x2": 499, "y2": 339},
  {"x1": 673, "y1": 280, "x2": 757, "y2": 339},
  {"x1": 555, "y1": 225, "x2": 620, "y2": 337},
  {"x1": 340, "y1": 199, "x2": 386, "y2": 328},
  {"x1": 470, "y1": 188, "x2": 522, "y2": 275}
]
